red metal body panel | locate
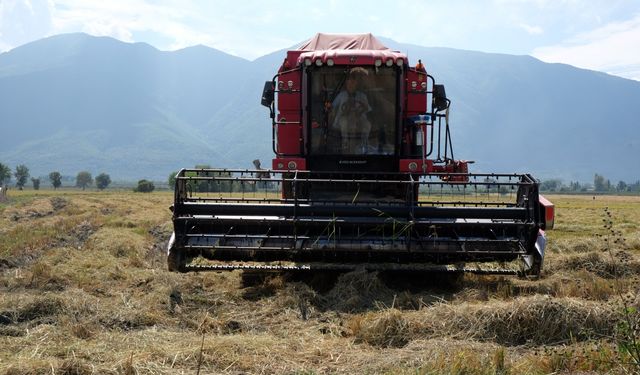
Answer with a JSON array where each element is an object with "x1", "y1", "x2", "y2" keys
[
  {"x1": 272, "y1": 157, "x2": 307, "y2": 171},
  {"x1": 277, "y1": 71, "x2": 300, "y2": 111},
  {"x1": 275, "y1": 117, "x2": 300, "y2": 155},
  {"x1": 276, "y1": 69, "x2": 302, "y2": 155},
  {"x1": 286, "y1": 51, "x2": 304, "y2": 66},
  {"x1": 538, "y1": 194, "x2": 555, "y2": 230},
  {"x1": 405, "y1": 69, "x2": 428, "y2": 116}
]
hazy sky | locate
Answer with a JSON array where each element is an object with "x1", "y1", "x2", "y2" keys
[{"x1": 1, "y1": 0, "x2": 639, "y2": 80}]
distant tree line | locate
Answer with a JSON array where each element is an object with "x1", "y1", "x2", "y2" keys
[
  {"x1": 0, "y1": 163, "x2": 165, "y2": 193},
  {"x1": 0, "y1": 162, "x2": 113, "y2": 191},
  {"x1": 6, "y1": 160, "x2": 636, "y2": 195},
  {"x1": 540, "y1": 174, "x2": 640, "y2": 193}
]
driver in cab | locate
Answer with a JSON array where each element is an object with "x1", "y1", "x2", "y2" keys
[{"x1": 330, "y1": 67, "x2": 372, "y2": 154}]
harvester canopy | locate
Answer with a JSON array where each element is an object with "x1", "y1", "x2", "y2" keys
[{"x1": 298, "y1": 33, "x2": 389, "y2": 51}]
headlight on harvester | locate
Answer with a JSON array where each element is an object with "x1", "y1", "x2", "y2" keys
[
  {"x1": 396, "y1": 58, "x2": 404, "y2": 66},
  {"x1": 386, "y1": 59, "x2": 393, "y2": 67},
  {"x1": 408, "y1": 162, "x2": 418, "y2": 171},
  {"x1": 315, "y1": 59, "x2": 323, "y2": 66},
  {"x1": 287, "y1": 161, "x2": 297, "y2": 170},
  {"x1": 374, "y1": 59, "x2": 382, "y2": 67},
  {"x1": 304, "y1": 58, "x2": 312, "y2": 66},
  {"x1": 327, "y1": 58, "x2": 334, "y2": 66}
]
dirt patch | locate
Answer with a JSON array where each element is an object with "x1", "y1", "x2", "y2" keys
[
  {"x1": 50, "y1": 197, "x2": 68, "y2": 211},
  {"x1": 0, "y1": 313, "x2": 11, "y2": 325},
  {"x1": 242, "y1": 272, "x2": 287, "y2": 300},
  {"x1": 17, "y1": 295, "x2": 65, "y2": 323},
  {"x1": 0, "y1": 258, "x2": 17, "y2": 270},
  {"x1": 5, "y1": 197, "x2": 67, "y2": 222},
  {"x1": 147, "y1": 222, "x2": 172, "y2": 268},
  {"x1": 98, "y1": 310, "x2": 161, "y2": 331},
  {"x1": 54, "y1": 220, "x2": 96, "y2": 250},
  {"x1": 8, "y1": 199, "x2": 55, "y2": 221},
  {"x1": 0, "y1": 295, "x2": 66, "y2": 328}
]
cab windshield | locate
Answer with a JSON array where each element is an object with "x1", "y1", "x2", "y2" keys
[{"x1": 308, "y1": 66, "x2": 397, "y2": 155}]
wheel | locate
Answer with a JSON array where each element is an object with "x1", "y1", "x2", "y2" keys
[{"x1": 166, "y1": 232, "x2": 186, "y2": 272}]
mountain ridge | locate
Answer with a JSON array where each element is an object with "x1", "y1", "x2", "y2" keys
[{"x1": 1, "y1": 33, "x2": 638, "y2": 182}]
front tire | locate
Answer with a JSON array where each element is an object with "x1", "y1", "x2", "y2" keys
[{"x1": 167, "y1": 232, "x2": 186, "y2": 272}]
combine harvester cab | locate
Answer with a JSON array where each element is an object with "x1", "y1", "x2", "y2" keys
[{"x1": 168, "y1": 33, "x2": 554, "y2": 276}]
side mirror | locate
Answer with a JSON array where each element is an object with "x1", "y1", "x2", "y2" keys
[
  {"x1": 261, "y1": 81, "x2": 275, "y2": 107},
  {"x1": 433, "y1": 84, "x2": 448, "y2": 111}
]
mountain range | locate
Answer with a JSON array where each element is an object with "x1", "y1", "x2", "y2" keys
[{"x1": 1, "y1": 33, "x2": 639, "y2": 182}]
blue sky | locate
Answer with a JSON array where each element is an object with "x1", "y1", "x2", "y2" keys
[{"x1": 1, "y1": 0, "x2": 639, "y2": 80}]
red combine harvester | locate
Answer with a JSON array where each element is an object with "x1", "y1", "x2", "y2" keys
[{"x1": 168, "y1": 33, "x2": 554, "y2": 276}]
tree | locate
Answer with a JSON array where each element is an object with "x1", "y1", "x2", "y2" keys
[
  {"x1": 76, "y1": 171, "x2": 93, "y2": 190},
  {"x1": 569, "y1": 181, "x2": 581, "y2": 191},
  {"x1": 95, "y1": 173, "x2": 112, "y2": 190},
  {"x1": 49, "y1": 171, "x2": 62, "y2": 190},
  {"x1": 31, "y1": 178, "x2": 40, "y2": 190},
  {"x1": 540, "y1": 179, "x2": 562, "y2": 192},
  {"x1": 617, "y1": 181, "x2": 628, "y2": 192},
  {"x1": 14, "y1": 164, "x2": 29, "y2": 190},
  {"x1": 194, "y1": 164, "x2": 214, "y2": 192},
  {"x1": 134, "y1": 179, "x2": 155, "y2": 193},
  {"x1": 168, "y1": 171, "x2": 178, "y2": 190},
  {"x1": 594, "y1": 174, "x2": 607, "y2": 192},
  {"x1": 0, "y1": 162, "x2": 10, "y2": 187}
]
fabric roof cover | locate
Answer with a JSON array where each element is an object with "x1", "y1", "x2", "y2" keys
[{"x1": 298, "y1": 33, "x2": 389, "y2": 51}]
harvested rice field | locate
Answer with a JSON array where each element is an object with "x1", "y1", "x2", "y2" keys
[{"x1": 1, "y1": 190, "x2": 639, "y2": 374}]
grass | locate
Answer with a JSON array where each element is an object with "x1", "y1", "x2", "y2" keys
[{"x1": 0, "y1": 190, "x2": 639, "y2": 374}]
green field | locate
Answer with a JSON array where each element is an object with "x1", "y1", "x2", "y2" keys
[{"x1": 0, "y1": 190, "x2": 639, "y2": 374}]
